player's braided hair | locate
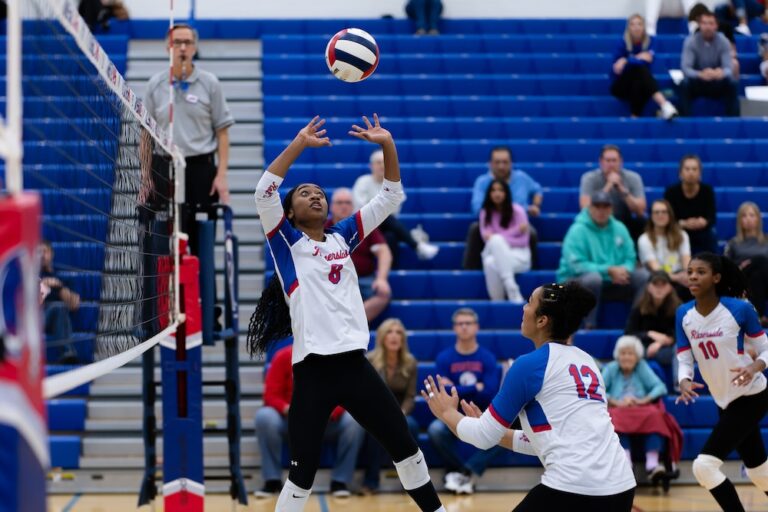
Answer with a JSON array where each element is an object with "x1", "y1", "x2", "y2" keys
[
  {"x1": 246, "y1": 186, "x2": 300, "y2": 357},
  {"x1": 536, "y1": 281, "x2": 597, "y2": 341},
  {"x1": 693, "y1": 252, "x2": 748, "y2": 299}
]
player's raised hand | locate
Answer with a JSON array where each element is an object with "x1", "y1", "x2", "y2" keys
[
  {"x1": 349, "y1": 113, "x2": 392, "y2": 145},
  {"x1": 676, "y1": 379, "x2": 705, "y2": 405},
  {"x1": 421, "y1": 374, "x2": 459, "y2": 420},
  {"x1": 296, "y1": 116, "x2": 331, "y2": 148}
]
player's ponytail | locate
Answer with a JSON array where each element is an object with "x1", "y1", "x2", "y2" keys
[
  {"x1": 246, "y1": 274, "x2": 292, "y2": 357},
  {"x1": 693, "y1": 252, "x2": 748, "y2": 299},
  {"x1": 246, "y1": 186, "x2": 300, "y2": 357},
  {"x1": 536, "y1": 282, "x2": 597, "y2": 341}
]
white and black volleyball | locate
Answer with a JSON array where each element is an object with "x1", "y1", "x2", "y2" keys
[{"x1": 325, "y1": 28, "x2": 380, "y2": 83}]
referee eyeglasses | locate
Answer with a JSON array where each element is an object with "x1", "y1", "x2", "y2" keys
[
  {"x1": 172, "y1": 39, "x2": 195, "y2": 47},
  {"x1": 453, "y1": 321, "x2": 477, "y2": 327}
]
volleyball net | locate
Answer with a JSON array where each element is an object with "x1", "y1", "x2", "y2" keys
[{"x1": 11, "y1": 0, "x2": 184, "y2": 399}]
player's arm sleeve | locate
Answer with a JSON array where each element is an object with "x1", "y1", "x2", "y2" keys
[
  {"x1": 488, "y1": 346, "x2": 548, "y2": 428},
  {"x1": 742, "y1": 303, "x2": 768, "y2": 368},
  {"x1": 332, "y1": 179, "x2": 404, "y2": 251},
  {"x1": 254, "y1": 171, "x2": 289, "y2": 235},
  {"x1": 456, "y1": 410, "x2": 508, "y2": 450},
  {"x1": 510, "y1": 429, "x2": 537, "y2": 455},
  {"x1": 358, "y1": 179, "x2": 404, "y2": 237},
  {"x1": 676, "y1": 307, "x2": 695, "y2": 383}
]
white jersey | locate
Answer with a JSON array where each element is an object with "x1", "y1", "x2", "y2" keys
[
  {"x1": 486, "y1": 343, "x2": 635, "y2": 496},
  {"x1": 676, "y1": 297, "x2": 768, "y2": 409},
  {"x1": 255, "y1": 171, "x2": 403, "y2": 364}
]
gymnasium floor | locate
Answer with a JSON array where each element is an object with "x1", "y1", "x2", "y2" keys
[{"x1": 48, "y1": 486, "x2": 768, "y2": 511}]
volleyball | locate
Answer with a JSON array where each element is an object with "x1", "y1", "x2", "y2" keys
[{"x1": 324, "y1": 28, "x2": 380, "y2": 83}]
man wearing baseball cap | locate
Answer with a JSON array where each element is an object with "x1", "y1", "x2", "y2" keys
[{"x1": 557, "y1": 190, "x2": 650, "y2": 329}]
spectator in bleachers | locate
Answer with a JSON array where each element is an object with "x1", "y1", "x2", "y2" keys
[
  {"x1": 353, "y1": 149, "x2": 439, "y2": 266},
  {"x1": 602, "y1": 335, "x2": 681, "y2": 485},
  {"x1": 714, "y1": 0, "x2": 767, "y2": 35},
  {"x1": 326, "y1": 188, "x2": 392, "y2": 323},
  {"x1": 638, "y1": 199, "x2": 691, "y2": 296},
  {"x1": 558, "y1": 190, "x2": 649, "y2": 329},
  {"x1": 678, "y1": 11, "x2": 741, "y2": 116},
  {"x1": 579, "y1": 144, "x2": 647, "y2": 242},
  {"x1": 144, "y1": 23, "x2": 235, "y2": 256},
  {"x1": 625, "y1": 271, "x2": 683, "y2": 374},
  {"x1": 361, "y1": 318, "x2": 420, "y2": 494},
  {"x1": 725, "y1": 201, "x2": 768, "y2": 325},
  {"x1": 663, "y1": 154, "x2": 718, "y2": 255},
  {"x1": 254, "y1": 344, "x2": 365, "y2": 498},
  {"x1": 39, "y1": 240, "x2": 80, "y2": 363},
  {"x1": 611, "y1": 14, "x2": 679, "y2": 120},
  {"x1": 427, "y1": 308, "x2": 502, "y2": 495},
  {"x1": 479, "y1": 179, "x2": 531, "y2": 303},
  {"x1": 645, "y1": 0, "x2": 699, "y2": 36},
  {"x1": 405, "y1": 0, "x2": 442, "y2": 35},
  {"x1": 464, "y1": 146, "x2": 543, "y2": 269}
]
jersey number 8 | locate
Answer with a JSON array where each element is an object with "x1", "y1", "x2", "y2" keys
[{"x1": 328, "y1": 264, "x2": 343, "y2": 284}]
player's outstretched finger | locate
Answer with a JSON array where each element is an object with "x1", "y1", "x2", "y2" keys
[
  {"x1": 350, "y1": 124, "x2": 364, "y2": 132},
  {"x1": 315, "y1": 129, "x2": 327, "y2": 137},
  {"x1": 362, "y1": 115, "x2": 373, "y2": 129},
  {"x1": 436, "y1": 374, "x2": 448, "y2": 395},
  {"x1": 307, "y1": 115, "x2": 320, "y2": 127},
  {"x1": 314, "y1": 118, "x2": 326, "y2": 128},
  {"x1": 373, "y1": 113, "x2": 380, "y2": 127}
]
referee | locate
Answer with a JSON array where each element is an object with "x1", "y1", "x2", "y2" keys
[{"x1": 144, "y1": 22, "x2": 235, "y2": 255}]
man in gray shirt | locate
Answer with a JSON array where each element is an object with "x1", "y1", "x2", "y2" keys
[
  {"x1": 579, "y1": 144, "x2": 647, "y2": 241},
  {"x1": 678, "y1": 11, "x2": 740, "y2": 116},
  {"x1": 144, "y1": 23, "x2": 235, "y2": 255}
]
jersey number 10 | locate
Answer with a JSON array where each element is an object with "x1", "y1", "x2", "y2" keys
[
  {"x1": 697, "y1": 340, "x2": 719, "y2": 360},
  {"x1": 567, "y1": 364, "x2": 604, "y2": 402}
]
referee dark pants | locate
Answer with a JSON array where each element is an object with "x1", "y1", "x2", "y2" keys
[{"x1": 150, "y1": 152, "x2": 219, "y2": 256}]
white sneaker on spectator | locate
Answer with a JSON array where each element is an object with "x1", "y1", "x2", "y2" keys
[
  {"x1": 508, "y1": 288, "x2": 525, "y2": 304},
  {"x1": 661, "y1": 102, "x2": 678, "y2": 121},
  {"x1": 410, "y1": 224, "x2": 429, "y2": 244},
  {"x1": 416, "y1": 242, "x2": 440, "y2": 260},
  {"x1": 444, "y1": 472, "x2": 463, "y2": 492},
  {"x1": 736, "y1": 23, "x2": 752, "y2": 36},
  {"x1": 455, "y1": 473, "x2": 475, "y2": 495}
]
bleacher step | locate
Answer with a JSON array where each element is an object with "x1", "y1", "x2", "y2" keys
[
  {"x1": 128, "y1": 40, "x2": 262, "y2": 60},
  {"x1": 129, "y1": 79, "x2": 263, "y2": 102},
  {"x1": 86, "y1": 399, "x2": 261, "y2": 421},
  {"x1": 81, "y1": 435, "x2": 258, "y2": 458},
  {"x1": 126, "y1": 59, "x2": 261, "y2": 81}
]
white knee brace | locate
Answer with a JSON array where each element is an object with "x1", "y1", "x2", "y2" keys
[
  {"x1": 275, "y1": 479, "x2": 311, "y2": 512},
  {"x1": 746, "y1": 460, "x2": 768, "y2": 491},
  {"x1": 692, "y1": 454, "x2": 727, "y2": 490},
  {"x1": 394, "y1": 449, "x2": 431, "y2": 491}
]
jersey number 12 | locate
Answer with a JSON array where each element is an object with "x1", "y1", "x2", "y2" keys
[{"x1": 568, "y1": 364, "x2": 604, "y2": 402}]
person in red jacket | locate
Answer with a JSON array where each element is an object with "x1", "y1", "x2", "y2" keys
[{"x1": 254, "y1": 345, "x2": 365, "y2": 498}]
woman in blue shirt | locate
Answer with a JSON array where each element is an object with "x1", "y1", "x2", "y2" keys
[
  {"x1": 602, "y1": 335, "x2": 669, "y2": 482},
  {"x1": 611, "y1": 14, "x2": 678, "y2": 120}
]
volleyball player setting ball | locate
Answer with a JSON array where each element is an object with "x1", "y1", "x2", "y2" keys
[
  {"x1": 676, "y1": 253, "x2": 768, "y2": 512},
  {"x1": 250, "y1": 115, "x2": 445, "y2": 512},
  {"x1": 423, "y1": 282, "x2": 637, "y2": 511}
]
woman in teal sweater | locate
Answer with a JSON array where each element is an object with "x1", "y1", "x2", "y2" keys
[{"x1": 603, "y1": 335, "x2": 668, "y2": 482}]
